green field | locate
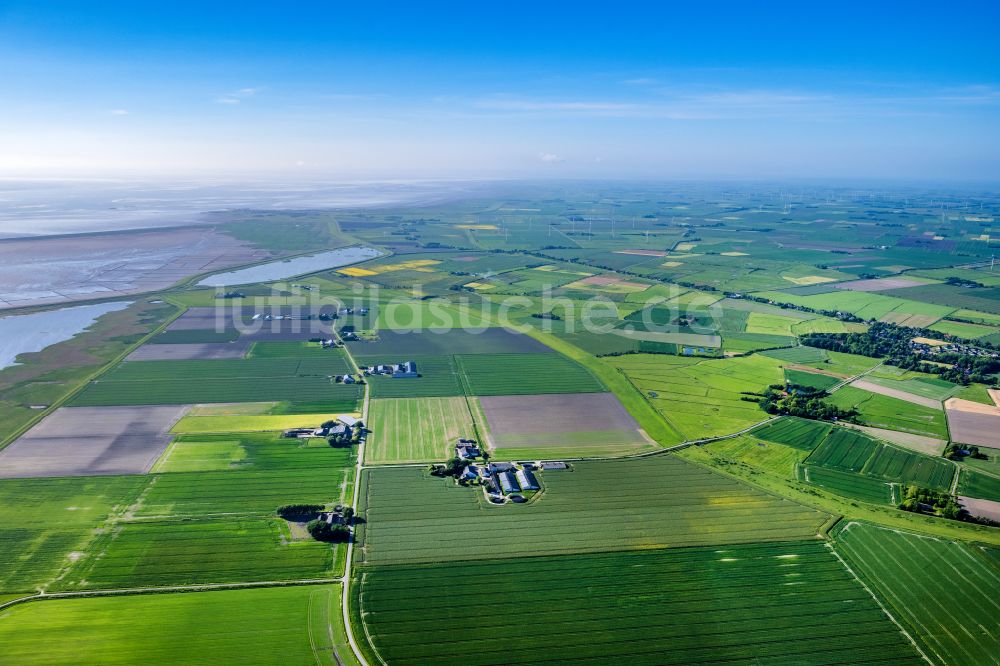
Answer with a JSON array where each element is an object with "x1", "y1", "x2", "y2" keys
[
  {"x1": 70, "y1": 358, "x2": 362, "y2": 408},
  {"x1": 958, "y1": 469, "x2": 1000, "y2": 502},
  {"x1": 62, "y1": 516, "x2": 340, "y2": 589},
  {"x1": 134, "y1": 468, "x2": 351, "y2": 518},
  {"x1": 864, "y1": 444, "x2": 955, "y2": 492},
  {"x1": 805, "y1": 427, "x2": 880, "y2": 472},
  {"x1": 51, "y1": 464, "x2": 352, "y2": 590},
  {"x1": 356, "y1": 455, "x2": 827, "y2": 565},
  {"x1": 836, "y1": 521, "x2": 1000, "y2": 666},
  {"x1": 798, "y1": 464, "x2": 896, "y2": 505},
  {"x1": 0, "y1": 476, "x2": 146, "y2": 593},
  {"x1": 756, "y1": 289, "x2": 956, "y2": 326},
  {"x1": 953, "y1": 382, "x2": 998, "y2": 405},
  {"x1": 612, "y1": 353, "x2": 783, "y2": 438},
  {"x1": 827, "y1": 386, "x2": 949, "y2": 439},
  {"x1": 356, "y1": 541, "x2": 923, "y2": 666},
  {"x1": 456, "y1": 353, "x2": 605, "y2": 395},
  {"x1": 861, "y1": 374, "x2": 958, "y2": 401},
  {"x1": 151, "y1": 432, "x2": 354, "y2": 473},
  {"x1": 0, "y1": 585, "x2": 351, "y2": 665},
  {"x1": 72, "y1": 376, "x2": 361, "y2": 408},
  {"x1": 721, "y1": 331, "x2": 796, "y2": 353},
  {"x1": 248, "y1": 342, "x2": 353, "y2": 364},
  {"x1": 785, "y1": 368, "x2": 841, "y2": 391},
  {"x1": 356, "y1": 355, "x2": 465, "y2": 398},
  {"x1": 366, "y1": 397, "x2": 477, "y2": 464},
  {"x1": 751, "y1": 417, "x2": 831, "y2": 450},
  {"x1": 762, "y1": 346, "x2": 831, "y2": 366},
  {"x1": 929, "y1": 318, "x2": 1000, "y2": 340},
  {"x1": 701, "y1": 434, "x2": 807, "y2": 477}
]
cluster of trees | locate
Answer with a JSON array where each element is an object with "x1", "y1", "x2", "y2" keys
[
  {"x1": 803, "y1": 322, "x2": 1000, "y2": 385},
  {"x1": 899, "y1": 485, "x2": 963, "y2": 519},
  {"x1": 306, "y1": 507, "x2": 354, "y2": 543},
  {"x1": 944, "y1": 443, "x2": 988, "y2": 461},
  {"x1": 276, "y1": 504, "x2": 324, "y2": 520},
  {"x1": 755, "y1": 383, "x2": 859, "y2": 422},
  {"x1": 944, "y1": 276, "x2": 984, "y2": 288},
  {"x1": 429, "y1": 456, "x2": 467, "y2": 478},
  {"x1": 899, "y1": 485, "x2": 999, "y2": 526}
]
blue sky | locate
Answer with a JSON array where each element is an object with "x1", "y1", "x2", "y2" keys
[{"x1": 1, "y1": 1, "x2": 998, "y2": 180}]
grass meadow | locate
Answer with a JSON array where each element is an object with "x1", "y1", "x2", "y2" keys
[
  {"x1": 611, "y1": 353, "x2": 783, "y2": 438},
  {"x1": 827, "y1": 386, "x2": 949, "y2": 439},
  {"x1": 0, "y1": 585, "x2": 351, "y2": 665}
]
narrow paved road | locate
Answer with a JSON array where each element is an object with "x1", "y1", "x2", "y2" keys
[{"x1": 337, "y1": 332, "x2": 372, "y2": 666}]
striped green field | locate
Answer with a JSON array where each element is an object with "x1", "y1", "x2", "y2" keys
[
  {"x1": 864, "y1": 444, "x2": 955, "y2": 492},
  {"x1": 806, "y1": 428, "x2": 880, "y2": 472},
  {"x1": 355, "y1": 541, "x2": 924, "y2": 666},
  {"x1": 958, "y1": 468, "x2": 1000, "y2": 502},
  {"x1": 456, "y1": 353, "x2": 605, "y2": 395},
  {"x1": 49, "y1": 464, "x2": 353, "y2": 591},
  {"x1": 0, "y1": 476, "x2": 147, "y2": 594},
  {"x1": 356, "y1": 455, "x2": 828, "y2": 566},
  {"x1": 365, "y1": 397, "x2": 477, "y2": 464},
  {"x1": 70, "y1": 358, "x2": 362, "y2": 408},
  {"x1": 797, "y1": 464, "x2": 896, "y2": 505},
  {"x1": 836, "y1": 521, "x2": 1000, "y2": 666},
  {"x1": 60, "y1": 516, "x2": 340, "y2": 589},
  {"x1": 0, "y1": 585, "x2": 352, "y2": 665},
  {"x1": 752, "y1": 417, "x2": 831, "y2": 451}
]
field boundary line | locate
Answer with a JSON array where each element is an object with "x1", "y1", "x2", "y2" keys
[
  {"x1": 828, "y1": 526, "x2": 935, "y2": 665},
  {"x1": 0, "y1": 578, "x2": 344, "y2": 613}
]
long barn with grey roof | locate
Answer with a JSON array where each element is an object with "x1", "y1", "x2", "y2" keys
[
  {"x1": 497, "y1": 470, "x2": 520, "y2": 493},
  {"x1": 516, "y1": 468, "x2": 539, "y2": 491}
]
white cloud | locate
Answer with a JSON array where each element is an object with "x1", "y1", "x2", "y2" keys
[
  {"x1": 110, "y1": 109, "x2": 129, "y2": 116},
  {"x1": 539, "y1": 152, "x2": 564, "y2": 163},
  {"x1": 215, "y1": 87, "x2": 262, "y2": 105},
  {"x1": 477, "y1": 98, "x2": 637, "y2": 113}
]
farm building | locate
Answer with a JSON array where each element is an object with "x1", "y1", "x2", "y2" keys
[
  {"x1": 489, "y1": 462, "x2": 516, "y2": 473},
  {"x1": 516, "y1": 468, "x2": 539, "y2": 490},
  {"x1": 338, "y1": 415, "x2": 361, "y2": 428},
  {"x1": 497, "y1": 470, "x2": 520, "y2": 493},
  {"x1": 456, "y1": 439, "x2": 481, "y2": 459},
  {"x1": 540, "y1": 461, "x2": 568, "y2": 470},
  {"x1": 460, "y1": 465, "x2": 480, "y2": 482},
  {"x1": 392, "y1": 361, "x2": 418, "y2": 378}
]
